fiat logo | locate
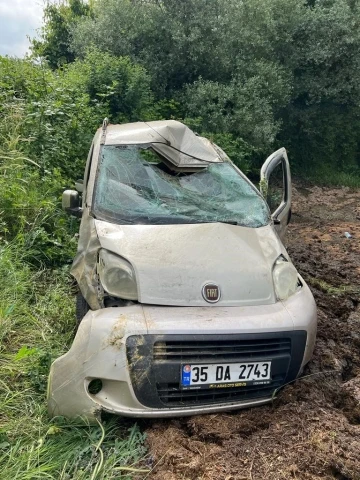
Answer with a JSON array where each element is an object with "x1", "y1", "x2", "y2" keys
[{"x1": 202, "y1": 283, "x2": 221, "y2": 303}]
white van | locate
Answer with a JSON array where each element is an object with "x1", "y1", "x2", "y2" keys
[{"x1": 48, "y1": 120, "x2": 317, "y2": 420}]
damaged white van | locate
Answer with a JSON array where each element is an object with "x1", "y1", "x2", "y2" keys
[{"x1": 48, "y1": 119, "x2": 317, "y2": 420}]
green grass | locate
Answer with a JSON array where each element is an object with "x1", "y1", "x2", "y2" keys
[
  {"x1": 0, "y1": 243, "x2": 148, "y2": 479},
  {"x1": 300, "y1": 167, "x2": 360, "y2": 189},
  {"x1": 306, "y1": 276, "x2": 360, "y2": 296}
]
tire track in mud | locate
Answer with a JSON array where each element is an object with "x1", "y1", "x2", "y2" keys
[{"x1": 143, "y1": 185, "x2": 360, "y2": 480}]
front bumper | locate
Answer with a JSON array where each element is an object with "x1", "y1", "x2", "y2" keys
[{"x1": 48, "y1": 283, "x2": 317, "y2": 420}]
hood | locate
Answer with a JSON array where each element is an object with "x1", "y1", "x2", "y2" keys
[{"x1": 95, "y1": 221, "x2": 285, "y2": 307}]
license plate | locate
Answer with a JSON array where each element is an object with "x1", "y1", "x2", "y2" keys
[{"x1": 180, "y1": 362, "x2": 271, "y2": 389}]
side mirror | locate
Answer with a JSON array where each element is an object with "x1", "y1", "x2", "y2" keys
[{"x1": 62, "y1": 190, "x2": 83, "y2": 217}]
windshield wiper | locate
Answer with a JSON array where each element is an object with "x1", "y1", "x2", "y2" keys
[
  {"x1": 218, "y1": 220, "x2": 239, "y2": 225},
  {"x1": 124, "y1": 216, "x2": 241, "y2": 225}
]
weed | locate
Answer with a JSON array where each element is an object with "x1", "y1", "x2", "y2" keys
[
  {"x1": 0, "y1": 243, "x2": 147, "y2": 479},
  {"x1": 306, "y1": 276, "x2": 360, "y2": 296}
]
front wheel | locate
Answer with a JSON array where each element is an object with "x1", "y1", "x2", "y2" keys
[{"x1": 75, "y1": 291, "x2": 90, "y2": 328}]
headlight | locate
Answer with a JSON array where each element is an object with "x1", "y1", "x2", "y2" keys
[
  {"x1": 98, "y1": 250, "x2": 138, "y2": 300},
  {"x1": 272, "y1": 256, "x2": 299, "y2": 301}
]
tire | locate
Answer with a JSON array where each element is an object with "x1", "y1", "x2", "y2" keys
[{"x1": 75, "y1": 291, "x2": 90, "y2": 328}]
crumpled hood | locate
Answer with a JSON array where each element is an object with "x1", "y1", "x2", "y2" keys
[{"x1": 95, "y1": 221, "x2": 286, "y2": 307}]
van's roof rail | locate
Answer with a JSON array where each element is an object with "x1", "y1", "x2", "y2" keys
[{"x1": 100, "y1": 117, "x2": 109, "y2": 144}]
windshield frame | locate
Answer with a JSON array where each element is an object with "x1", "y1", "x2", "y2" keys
[{"x1": 91, "y1": 143, "x2": 271, "y2": 227}]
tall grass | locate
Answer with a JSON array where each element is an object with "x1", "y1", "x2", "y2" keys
[
  {"x1": 0, "y1": 97, "x2": 147, "y2": 479},
  {"x1": 0, "y1": 243, "x2": 147, "y2": 479},
  {"x1": 296, "y1": 164, "x2": 360, "y2": 189}
]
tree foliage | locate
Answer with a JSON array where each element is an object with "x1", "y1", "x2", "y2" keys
[
  {"x1": 67, "y1": 0, "x2": 360, "y2": 175},
  {"x1": 32, "y1": 0, "x2": 91, "y2": 69}
]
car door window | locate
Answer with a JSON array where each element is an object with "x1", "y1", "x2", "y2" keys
[{"x1": 266, "y1": 160, "x2": 284, "y2": 214}]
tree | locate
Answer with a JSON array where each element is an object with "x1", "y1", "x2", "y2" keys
[
  {"x1": 280, "y1": 0, "x2": 360, "y2": 173},
  {"x1": 71, "y1": 0, "x2": 234, "y2": 94},
  {"x1": 31, "y1": 0, "x2": 91, "y2": 69}
]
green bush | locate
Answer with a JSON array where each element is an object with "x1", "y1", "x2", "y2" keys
[{"x1": 0, "y1": 91, "x2": 77, "y2": 266}]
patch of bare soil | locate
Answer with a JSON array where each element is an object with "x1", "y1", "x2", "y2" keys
[{"x1": 144, "y1": 185, "x2": 360, "y2": 480}]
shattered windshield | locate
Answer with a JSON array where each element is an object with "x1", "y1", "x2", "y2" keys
[{"x1": 92, "y1": 145, "x2": 269, "y2": 227}]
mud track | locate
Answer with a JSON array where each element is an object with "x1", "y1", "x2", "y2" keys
[{"x1": 144, "y1": 185, "x2": 360, "y2": 480}]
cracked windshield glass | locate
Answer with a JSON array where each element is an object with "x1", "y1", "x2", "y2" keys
[{"x1": 93, "y1": 145, "x2": 269, "y2": 226}]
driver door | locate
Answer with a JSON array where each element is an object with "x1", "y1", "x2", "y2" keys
[{"x1": 260, "y1": 147, "x2": 291, "y2": 240}]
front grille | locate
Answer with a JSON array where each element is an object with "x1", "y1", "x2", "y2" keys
[
  {"x1": 126, "y1": 332, "x2": 307, "y2": 409},
  {"x1": 153, "y1": 338, "x2": 290, "y2": 406},
  {"x1": 153, "y1": 338, "x2": 291, "y2": 362}
]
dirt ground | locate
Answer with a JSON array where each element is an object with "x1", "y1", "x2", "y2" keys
[{"x1": 144, "y1": 185, "x2": 360, "y2": 480}]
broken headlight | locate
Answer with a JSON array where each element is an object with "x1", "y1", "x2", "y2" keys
[
  {"x1": 98, "y1": 249, "x2": 138, "y2": 300},
  {"x1": 272, "y1": 255, "x2": 299, "y2": 301}
]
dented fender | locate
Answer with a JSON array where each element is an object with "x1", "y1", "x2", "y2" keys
[{"x1": 47, "y1": 307, "x2": 148, "y2": 420}]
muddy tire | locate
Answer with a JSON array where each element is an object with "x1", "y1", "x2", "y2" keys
[{"x1": 75, "y1": 292, "x2": 90, "y2": 327}]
